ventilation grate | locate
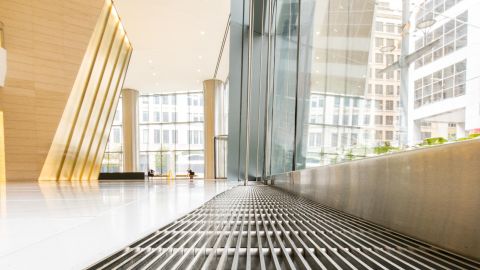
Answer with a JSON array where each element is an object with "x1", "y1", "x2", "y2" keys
[{"x1": 87, "y1": 185, "x2": 480, "y2": 270}]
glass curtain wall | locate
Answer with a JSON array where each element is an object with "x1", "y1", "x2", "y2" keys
[
  {"x1": 229, "y1": 0, "x2": 480, "y2": 181},
  {"x1": 101, "y1": 98, "x2": 124, "y2": 172},
  {"x1": 138, "y1": 92, "x2": 204, "y2": 177},
  {"x1": 304, "y1": 0, "x2": 403, "y2": 167},
  {"x1": 228, "y1": 0, "x2": 377, "y2": 180}
]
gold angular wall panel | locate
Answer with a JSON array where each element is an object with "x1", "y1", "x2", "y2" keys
[
  {"x1": 39, "y1": 1, "x2": 132, "y2": 181},
  {"x1": 0, "y1": 0, "x2": 105, "y2": 181}
]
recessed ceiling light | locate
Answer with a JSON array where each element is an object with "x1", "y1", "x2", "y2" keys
[
  {"x1": 315, "y1": 70, "x2": 319, "y2": 73},
  {"x1": 198, "y1": 55, "x2": 203, "y2": 59},
  {"x1": 315, "y1": 56, "x2": 320, "y2": 60},
  {"x1": 315, "y1": 31, "x2": 320, "y2": 35},
  {"x1": 197, "y1": 69, "x2": 201, "y2": 72},
  {"x1": 148, "y1": 59, "x2": 153, "y2": 64},
  {"x1": 152, "y1": 72, "x2": 157, "y2": 76},
  {"x1": 200, "y1": 31, "x2": 205, "y2": 35}
]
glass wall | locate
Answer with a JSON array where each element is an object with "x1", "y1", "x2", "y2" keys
[
  {"x1": 101, "y1": 98, "x2": 123, "y2": 172},
  {"x1": 228, "y1": 0, "x2": 480, "y2": 181},
  {"x1": 138, "y1": 92, "x2": 204, "y2": 177}
]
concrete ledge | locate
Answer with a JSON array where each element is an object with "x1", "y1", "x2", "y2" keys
[{"x1": 271, "y1": 139, "x2": 480, "y2": 260}]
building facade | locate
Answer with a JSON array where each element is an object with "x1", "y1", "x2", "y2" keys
[
  {"x1": 305, "y1": 1, "x2": 403, "y2": 167},
  {"x1": 408, "y1": 0, "x2": 480, "y2": 143}
]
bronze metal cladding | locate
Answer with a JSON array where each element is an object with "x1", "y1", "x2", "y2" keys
[{"x1": 39, "y1": 0, "x2": 132, "y2": 181}]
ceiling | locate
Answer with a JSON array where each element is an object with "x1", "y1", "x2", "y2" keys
[{"x1": 114, "y1": 0, "x2": 230, "y2": 94}]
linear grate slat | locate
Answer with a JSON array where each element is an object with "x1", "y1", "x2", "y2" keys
[{"x1": 86, "y1": 185, "x2": 480, "y2": 270}]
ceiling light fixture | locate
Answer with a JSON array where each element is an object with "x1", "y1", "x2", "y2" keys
[
  {"x1": 200, "y1": 31, "x2": 205, "y2": 35},
  {"x1": 197, "y1": 69, "x2": 201, "y2": 72},
  {"x1": 198, "y1": 55, "x2": 203, "y2": 59},
  {"x1": 148, "y1": 59, "x2": 152, "y2": 64},
  {"x1": 416, "y1": 19, "x2": 435, "y2": 30},
  {"x1": 152, "y1": 72, "x2": 157, "y2": 76}
]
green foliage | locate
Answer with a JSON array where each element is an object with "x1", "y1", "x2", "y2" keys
[
  {"x1": 420, "y1": 137, "x2": 447, "y2": 146},
  {"x1": 456, "y1": 133, "x2": 480, "y2": 141},
  {"x1": 345, "y1": 150, "x2": 355, "y2": 161},
  {"x1": 373, "y1": 142, "x2": 399, "y2": 155}
]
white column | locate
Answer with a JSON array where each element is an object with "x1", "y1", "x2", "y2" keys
[
  {"x1": 203, "y1": 79, "x2": 223, "y2": 179},
  {"x1": 122, "y1": 89, "x2": 139, "y2": 172}
]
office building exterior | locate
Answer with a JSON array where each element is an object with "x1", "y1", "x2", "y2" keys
[{"x1": 408, "y1": 0, "x2": 480, "y2": 143}]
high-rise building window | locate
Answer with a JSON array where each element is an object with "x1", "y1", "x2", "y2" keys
[
  {"x1": 414, "y1": 11, "x2": 468, "y2": 69},
  {"x1": 386, "y1": 54, "x2": 394, "y2": 65},
  {"x1": 102, "y1": 98, "x2": 124, "y2": 172},
  {"x1": 154, "y1": 129, "x2": 161, "y2": 144},
  {"x1": 113, "y1": 128, "x2": 121, "y2": 143},
  {"x1": 162, "y1": 95, "x2": 169, "y2": 105},
  {"x1": 334, "y1": 96, "x2": 341, "y2": 107},
  {"x1": 375, "y1": 22, "x2": 383, "y2": 32},
  {"x1": 352, "y1": 115, "x2": 359, "y2": 126},
  {"x1": 386, "y1": 100, "x2": 394, "y2": 111},
  {"x1": 385, "y1": 23, "x2": 395, "y2": 33},
  {"x1": 331, "y1": 133, "x2": 338, "y2": 147},
  {"x1": 414, "y1": 59, "x2": 467, "y2": 108},
  {"x1": 138, "y1": 92, "x2": 204, "y2": 177},
  {"x1": 386, "y1": 85, "x2": 394, "y2": 95},
  {"x1": 142, "y1": 111, "x2": 149, "y2": 122},
  {"x1": 385, "y1": 131, "x2": 394, "y2": 140},
  {"x1": 162, "y1": 112, "x2": 169, "y2": 122},
  {"x1": 386, "y1": 116, "x2": 394, "y2": 125},
  {"x1": 163, "y1": 130, "x2": 169, "y2": 144},
  {"x1": 142, "y1": 129, "x2": 148, "y2": 144},
  {"x1": 364, "y1": 115, "x2": 370, "y2": 125}
]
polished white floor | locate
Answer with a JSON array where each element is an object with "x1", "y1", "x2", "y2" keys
[{"x1": 0, "y1": 179, "x2": 236, "y2": 270}]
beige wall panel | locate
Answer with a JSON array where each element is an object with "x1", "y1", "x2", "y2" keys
[
  {"x1": 0, "y1": 0, "x2": 104, "y2": 181},
  {"x1": 39, "y1": 3, "x2": 110, "y2": 180}
]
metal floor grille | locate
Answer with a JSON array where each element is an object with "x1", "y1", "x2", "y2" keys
[{"x1": 87, "y1": 185, "x2": 480, "y2": 270}]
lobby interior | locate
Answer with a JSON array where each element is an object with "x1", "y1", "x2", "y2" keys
[{"x1": 0, "y1": 0, "x2": 479, "y2": 269}]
